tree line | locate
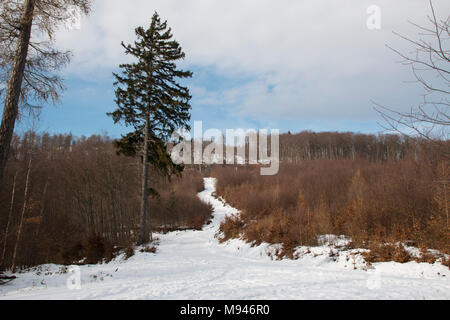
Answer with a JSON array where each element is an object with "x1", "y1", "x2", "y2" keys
[{"x1": 278, "y1": 131, "x2": 443, "y2": 163}]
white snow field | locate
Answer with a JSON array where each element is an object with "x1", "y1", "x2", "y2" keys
[{"x1": 0, "y1": 177, "x2": 449, "y2": 300}]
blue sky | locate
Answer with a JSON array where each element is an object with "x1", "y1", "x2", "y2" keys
[{"x1": 10, "y1": 0, "x2": 450, "y2": 138}]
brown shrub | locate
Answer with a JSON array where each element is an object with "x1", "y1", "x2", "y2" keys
[
  {"x1": 219, "y1": 215, "x2": 245, "y2": 243},
  {"x1": 188, "y1": 216, "x2": 208, "y2": 230},
  {"x1": 85, "y1": 234, "x2": 115, "y2": 264},
  {"x1": 363, "y1": 243, "x2": 395, "y2": 263},
  {"x1": 416, "y1": 247, "x2": 436, "y2": 264},
  {"x1": 393, "y1": 244, "x2": 411, "y2": 263},
  {"x1": 61, "y1": 243, "x2": 86, "y2": 265},
  {"x1": 123, "y1": 246, "x2": 135, "y2": 260},
  {"x1": 140, "y1": 246, "x2": 157, "y2": 254},
  {"x1": 441, "y1": 257, "x2": 450, "y2": 269}
]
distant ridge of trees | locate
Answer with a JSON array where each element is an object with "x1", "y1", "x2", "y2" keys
[{"x1": 279, "y1": 131, "x2": 446, "y2": 163}]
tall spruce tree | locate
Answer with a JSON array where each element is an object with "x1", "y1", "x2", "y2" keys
[{"x1": 108, "y1": 12, "x2": 192, "y2": 245}]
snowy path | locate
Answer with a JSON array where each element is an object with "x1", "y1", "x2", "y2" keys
[{"x1": 0, "y1": 177, "x2": 449, "y2": 300}]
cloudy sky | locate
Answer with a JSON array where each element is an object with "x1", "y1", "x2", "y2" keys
[{"x1": 21, "y1": 0, "x2": 450, "y2": 137}]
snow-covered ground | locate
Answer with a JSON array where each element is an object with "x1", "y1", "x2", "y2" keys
[{"x1": 0, "y1": 177, "x2": 449, "y2": 300}]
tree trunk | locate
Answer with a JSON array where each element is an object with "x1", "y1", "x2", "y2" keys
[
  {"x1": 138, "y1": 113, "x2": 152, "y2": 245},
  {"x1": 35, "y1": 179, "x2": 49, "y2": 237},
  {"x1": 441, "y1": 161, "x2": 448, "y2": 229},
  {"x1": 1, "y1": 173, "x2": 17, "y2": 267},
  {"x1": 0, "y1": 0, "x2": 35, "y2": 187},
  {"x1": 11, "y1": 157, "x2": 32, "y2": 273}
]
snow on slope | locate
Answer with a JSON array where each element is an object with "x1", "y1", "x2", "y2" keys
[{"x1": 0, "y1": 177, "x2": 448, "y2": 300}]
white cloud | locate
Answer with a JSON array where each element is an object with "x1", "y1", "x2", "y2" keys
[{"x1": 52, "y1": 0, "x2": 450, "y2": 124}]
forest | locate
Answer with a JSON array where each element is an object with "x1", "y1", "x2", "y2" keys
[
  {"x1": 0, "y1": 132, "x2": 212, "y2": 271},
  {"x1": 0, "y1": 130, "x2": 448, "y2": 272}
]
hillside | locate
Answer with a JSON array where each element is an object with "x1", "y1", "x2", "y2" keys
[{"x1": 0, "y1": 178, "x2": 448, "y2": 300}]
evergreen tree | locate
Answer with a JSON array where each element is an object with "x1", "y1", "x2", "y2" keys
[{"x1": 108, "y1": 12, "x2": 192, "y2": 245}]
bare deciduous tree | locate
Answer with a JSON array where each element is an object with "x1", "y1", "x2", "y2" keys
[
  {"x1": 0, "y1": 0, "x2": 91, "y2": 187},
  {"x1": 1, "y1": 172, "x2": 16, "y2": 267},
  {"x1": 375, "y1": 0, "x2": 449, "y2": 158}
]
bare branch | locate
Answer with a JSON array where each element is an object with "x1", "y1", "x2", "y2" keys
[{"x1": 377, "y1": 0, "x2": 449, "y2": 155}]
